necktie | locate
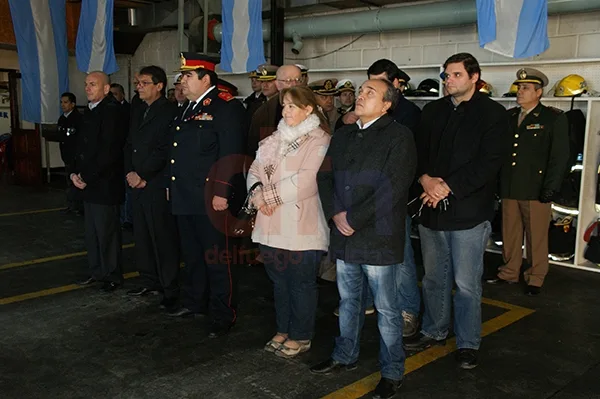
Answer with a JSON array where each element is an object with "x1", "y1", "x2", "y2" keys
[
  {"x1": 518, "y1": 110, "x2": 526, "y2": 127},
  {"x1": 183, "y1": 101, "x2": 196, "y2": 119}
]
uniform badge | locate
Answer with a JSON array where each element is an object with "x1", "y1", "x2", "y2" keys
[
  {"x1": 518, "y1": 69, "x2": 527, "y2": 80},
  {"x1": 325, "y1": 80, "x2": 333, "y2": 90},
  {"x1": 218, "y1": 91, "x2": 234, "y2": 102},
  {"x1": 194, "y1": 113, "x2": 213, "y2": 121},
  {"x1": 526, "y1": 124, "x2": 543, "y2": 130},
  {"x1": 203, "y1": 98, "x2": 211, "y2": 106}
]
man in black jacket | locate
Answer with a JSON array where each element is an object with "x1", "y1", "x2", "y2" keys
[
  {"x1": 312, "y1": 79, "x2": 416, "y2": 399},
  {"x1": 404, "y1": 53, "x2": 509, "y2": 370},
  {"x1": 124, "y1": 66, "x2": 180, "y2": 310},
  {"x1": 72, "y1": 71, "x2": 127, "y2": 292},
  {"x1": 58, "y1": 92, "x2": 83, "y2": 215},
  {"x1": 167, "y1": 53, "x2": 247, "y2": 339}
]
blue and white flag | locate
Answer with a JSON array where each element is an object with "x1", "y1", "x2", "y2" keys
[
  {"x1": 8, "y1": 0, "x2": 69, "y2": 124},
  {"x1": 76, "y1": 0, "x2": 119, "y2": 74},
  {"x1": 220, "y1": 0, "x2": 266, "y2": 73},
  {"x1": 477, "y1": 0, "x2": 549, "y2": 59}
]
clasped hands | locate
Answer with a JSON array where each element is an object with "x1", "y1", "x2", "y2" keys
[
  {"x1": 250, "y1": 190, "x2": 277, "y2": 217},
  {"x1": 70, "y1": 173, "x2": 87, "y2": 190},
  {"x1": 419, "y1": 174, "x2": 451, "y2": 208}
]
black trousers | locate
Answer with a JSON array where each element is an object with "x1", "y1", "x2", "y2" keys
[
  {"x1": 133, "y1": 193, "x2": 180, "y2": 298},
  {"x1": 177, "y1": 213, "x2": 236, "y2": 325},
  {"x1": 84, "y1": 202, "x2": 123, "y2": 283}
]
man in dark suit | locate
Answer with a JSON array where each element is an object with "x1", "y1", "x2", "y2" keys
[
  {"x1": 72, "y1": 71, "x2": 127, "y2": 292},
  {"x1": 124, "y1": 65, "x2": 180, "y2": 310},
  {"x1": 167, "y1": 53, "x2": 246, "y2": 338},
  {"x1": 313, "y1": 78, "x2": 416, "y2": 398},
  {"x1": 58, "y1": 92, "x2": 83, "y2": 215}
]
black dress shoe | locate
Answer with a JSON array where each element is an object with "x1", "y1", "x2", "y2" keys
[
  {"x1": 159, "y1": 297, "x2": 178, "y2": 311},
  {"x1": 208, "y1": 322, "x2": 234, "y2": 338},
  {"x1": 127, "y1": 287, "x2": 159, "y2": 297},
  {"x1": 525, "y1": 285, "x2": 541, "y2": 296},
  {"x1": 309, "y1": 358, "x2": 358, "y2": 375},
  {"x1": 486, "y1": 277, "x2": 517, "y2": 285},
  {"x1": 372, "y1": 377, "x2": 402, "y2": 399},
  {"x1": 456, "y1": 348, "x2": 478, "y2": 369},
  {"x1": 100, "y1": 281, "x2": 120, "y2": 292},
  {"x1": 77, "y1": 276, "x2": 96, "y2": 286},
  {"x1": 403, "y1": 333, "x2": 446, "y2": 351}
]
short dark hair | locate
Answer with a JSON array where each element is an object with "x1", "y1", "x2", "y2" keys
[
  {"x1": 380, "y1": 79, "x2": 399, "y2": 112},
  {"x1": 61, "y1": 92, "x2": 76, "y2": 104},
  {"x1": 367, "y1": 59, "x2": 403, "y2": 86},
  {"x1": 139, "y1": 65, "x2": 168, "y2": 96},
  {"x1": 195, "y1": 68, "x2": 218, "y2": 87},
  {"x1": 443, "y1": 53, "x2": 481, "y2": 81},
  {"x1": 110, "y1": 83, "x2": 125, "y2": 95}
]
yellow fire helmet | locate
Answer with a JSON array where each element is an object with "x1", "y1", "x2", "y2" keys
[
  {"x1": 502, "y1": 83, "x2": 519, "y2": 97},
  {"x1": 477, "y1": 80, "x2": 494, "y2": 96},
  {"x1": 554, "y1": 74, "x2": 589, "y2": 97}
]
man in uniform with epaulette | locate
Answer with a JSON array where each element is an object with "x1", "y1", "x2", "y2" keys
[
  {"x1": 243, "y1": 70, "x2": 266, "y2": 119},
  {"x1": 487, "y1": 68, "x2": 569, "y2": 296},
  {"x1": 167, "y1": 53, "x2": 247, "y2": 338},
  {"x1": 309, "y1": 78, "x2": 339, "y2": 133}
]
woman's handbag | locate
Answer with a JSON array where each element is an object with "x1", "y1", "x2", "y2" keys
[
  {"x1": 228, "y1": 182, "x2": 263, "y2": 237},
  {"x1": 548, "y1": 216, "x2": 576, "y2": 260},
  {"x1": 583, "y1": 220, "x2": 600, "y2": 264}
]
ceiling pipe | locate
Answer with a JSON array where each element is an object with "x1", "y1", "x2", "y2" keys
[{"x1": 210, "y1": 0, "x2": 600, "y2": 43}]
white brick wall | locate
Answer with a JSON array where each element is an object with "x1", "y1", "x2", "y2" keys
[
  {"x1": 123, "y1": 10, "x2": 600, "y2": 98},
  {"x1": 281, "y1": 11, "x2": 600, "y2": 71}
]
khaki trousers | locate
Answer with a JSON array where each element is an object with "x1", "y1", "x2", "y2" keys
[{"x1": 498, "y1": 199, "x2": 551, "y2": 287}]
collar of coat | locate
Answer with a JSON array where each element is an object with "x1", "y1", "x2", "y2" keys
[
  {"x1": 443, "y1": 90, "x2": 484, "y2": 109},
  {"x1": 510, "y1": 102, "x2": 543, "y2": 118}
]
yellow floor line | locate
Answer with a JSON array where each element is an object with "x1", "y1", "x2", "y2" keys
[
  {"x1": 0, "y1": 243, "x2": 135, "y2": 271},
  {"x1": 0, "y1": 207, "x2": 67, "y2": 217},
  {"x1": 0, "y1": 271, "x2": 140, "y2": 305},
  {"x1": 321, "y1": 302, "x2": 535, "y2": 399}
]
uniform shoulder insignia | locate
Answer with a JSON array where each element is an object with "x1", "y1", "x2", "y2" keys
[
  {"x1": 548, "y1": 105, "x2": 564, "y2": 114},
  {"x1": 218, "y1": 91, "x2": 234, "y2": 102}
]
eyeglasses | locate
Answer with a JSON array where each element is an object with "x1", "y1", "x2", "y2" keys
[
  {"x1": 277, "y1": 78, "x2": 302, "y2": 84},
  {"x1": 136, "y1": 81, "x2": 155, "y2": 87}
]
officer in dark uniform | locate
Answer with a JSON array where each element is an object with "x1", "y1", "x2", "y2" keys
[
  {"x1": 488, "y1": 68, "x2": 570, "y2": 296},
  {"x1": 58, "y1": 92, "x2": 83, "y2": 215},
  {"x1": 167, "y1": 53, "x2": 247, "y2": 338},
  {"x1": 243, "y1": 70, "x2": 266, "y2": 119}
]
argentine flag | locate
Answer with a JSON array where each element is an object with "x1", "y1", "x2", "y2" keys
[
  {"x1": 477, "y1": 0, "x2": 550, "y2": 59},
  {"x1": 8, "y1": 0, "x2": 69, "y2": 124},
  {"x1": 220, "y1": 0, "x2": 266, "y2": 73},
  {"x1": 76, "y1": 0, "x2": 119, "y2": 74}
]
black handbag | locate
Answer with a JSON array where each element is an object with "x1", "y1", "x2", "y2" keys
[
  {"x1": 228, "y1": 182, "x2": 262, "y2": 237},
  {"x1": 583, "y1": 220, "x2": 600, "y2": 264},
  {"x1": 548, "y1": 216, "x2": 576, "y2": 260}
]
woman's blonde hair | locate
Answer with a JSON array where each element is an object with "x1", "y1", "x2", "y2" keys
[{"x1": 279, "y1": 86, "x2": 331, "y2": 134}]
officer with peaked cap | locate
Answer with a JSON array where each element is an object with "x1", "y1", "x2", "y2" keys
[
  {"x1": 167, "y1": 52, "x2": 247, "y2": 338},
  {"x1": 336, "y1": 79, "x2": 356, "y2": 115},
  {"x1": 309, "y1": 78, "x2": 338, "y2": 132},
  {"x1": 244, "y1": 70, "x2": 266, "y2": 119},
  {"x1": 296, "y1": 64, "x2": 309, "y2": 84},
  {"x1": 173, "y1": 72, "x2": 187, "y2": 107},
  {"x1": 256, "y1": 64, "x2": 279, "y2": 99},
  {"x1": 488, "y1": 67, "x2": 569, "y2": 296}
]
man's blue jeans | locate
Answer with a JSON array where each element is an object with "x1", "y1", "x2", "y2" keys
[
  {"x1": 333, "y1": 260, "x2": 405, "y2": 381},
  {"x1": 418, "y1": 221, "x2": 491, "y2": 350},
  {"x1": 397, "y1": 216, "x2": 421, "y2": 316}
]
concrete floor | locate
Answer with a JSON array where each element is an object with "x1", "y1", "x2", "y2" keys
[{"x1": 1, "y1": 183, "x2": 600, "y2": 398}]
